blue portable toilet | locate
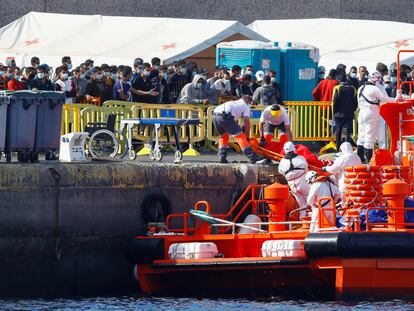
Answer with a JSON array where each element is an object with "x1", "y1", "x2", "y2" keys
[
  {"x1": 216, "y1": 40, "x2": 281, "y2": 83},
  {"x1": 279, "y1": 42, "x2": 320, "y2": 101}
]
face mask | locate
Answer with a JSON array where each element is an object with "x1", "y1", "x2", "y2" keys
[
  {"x1": 67, "y1": 63, "x2": 72, "y2": 70},
  {"x1": 7, "y1": 73, "x2": 13, "y2": 79},
  {"x1": 61, "y1": 73, "x2": 68, "y2": 80},
  {"x1": 162, "y1": 73, "x2": 168, "y2": 80},
  {"x1": 154, "y1": 65, "x2": 160, "y2": 70},
  {"x1": 0, "y1": 71, "x2": 4, "y2": 76},
  {"x1": 180, "y1": 68, "x2": 187, "y2": 75},
  {"x1": 271, "y1": 77, "x2": 276, "y2": 83},
  {"x1": 192, "y1": 71, "x2": 197, "y2": 78},
  {"x1": 201, "y1": 75, "x2": 207, "y2": 81},
  {"x1": 80, "y1": 73, "x2": 86, "y2": 79},
  {"x1": 15, "y1": 75, "x2": 21, "y2": 80},
  {"x1": 37, "y1": 72, "x2": 45, "y2": 79},
  {"x1": 136, "y1": 69, "x2": 142, "y2": 76},
  {"x1": 390, "y1": 76, "x2": 397, "y2": 84},
  {"x1": 196, "y1": 83, "x2": 202, "y2": 89},
  {"x1": 104, "y1": 71, "x2": 111, "y2": 78},
  {"x1": 223, "y1": 79, "x2": 230, "y2": 86},
  {"x1": 365, "y1": 75, "x2": 369, "y2": 79},
  {"x1": 350, "y1": 72, "x2": 357, "y2": 78},
  {"x1": 144, "y1": 71, "x2": 151, "y2": 77},
  {"x1": 245, "y1": 70, "x2": 252, "y2": 76},
  {"x1": 112, "y1": 73, "x2": 117, "y2": 80},
  {"x1": 96, "y1": 74, "x2": 103, "y2": 80},
  {"x1": 408, "y1": 73, "x2": 412, "y2": 79},
  {"x1": 319, "y1": 73, "x2": 325, "y2": 79},
  {"x1": 34, "y1": 64, "x2": 39, "y2": 69},
  {"x1": 385, "y1": 84, "x2": 391, "y2": 89}
]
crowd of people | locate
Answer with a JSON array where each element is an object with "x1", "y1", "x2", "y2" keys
[{"x1": 0, "y1": 56, "x2": 284, "y2": 107}]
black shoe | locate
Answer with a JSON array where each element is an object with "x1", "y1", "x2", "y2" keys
[
  {"x1": 249, "y1": 154, "x2": 265, "y2": 164},
  {"x1": 357, "y1": 145, "x2": 365, "y2": 163},
  {"x1": 219, "y1": 157, "x2": 228, "y2": 164}
]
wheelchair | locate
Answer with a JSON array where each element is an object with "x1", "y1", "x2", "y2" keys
[{"x1": 84, "y1": 114, "x2": 120, "y2": 158}]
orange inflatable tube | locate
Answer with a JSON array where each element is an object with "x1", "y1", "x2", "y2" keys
[
  {"x1": 345, "y1": 165, "x2": 381, "y2": 173},
  {"x1": 345, "y1": 172, "x2": 380, "y2": 179}
]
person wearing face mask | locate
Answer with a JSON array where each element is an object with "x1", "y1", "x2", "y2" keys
[
  {"x1": 268, "y1": 69, "x2": 283, "y2": 105},
  {"x1": 55, "y1": 65, "x2": 77, "y2": 103},
  {"x1": 347, "y1": 66, "x2": 360, "y2": 90},
  {"x1": 21, "y1": 67, "x2": 35, "y2": 89},
  {"x1": 156, "y1": 65, "x2": 171, "y2": 104},
  {"x1": 85, "y1": 66, "x2": 110, "y2": 105},
  {"x1": 7, "y1": 67, "x2": 25, "y2": 91},
  {"x1": 356, "y1": 71, "x2": 396, "y2": 163},
  {"x1": 31, "y1": 56, "x2": 40, "y2": 69},
  {"x1": 213, "y1": 71, "x2": 234, "y2": 101},
  {"x1": 167, "y1": 62, "x2": 188, "y2": 102},
  {"x1": 383, "y1": 75, "x2": 393, "y2": 97},
  {"x1": 113, "y1": 67, "x2": 132, "y2": 101},
  {"x1": 132, "y1": 58, "x2": 143, "y2": 82},
  {"x1": 0, "y1": 64, "x2": 7, "y2": 90},
  {"x1": 374, "y1": 63, "x2": 391, "y2": 149},
  {"x1": 70, "y1": 67, "x2": 88, "y2": 103},
  {"x1": 230, "y1": 65, "x2": 242, "y2": 96},
  {"x1": 400, "y1": 64, "x2": 412, "y2": 96},
  {"x1": 177, "y1": 74, "x2": 210, "y2": 106},
  {"x1": 101, "y1": 63, "x2": 115, "y2": 101},
  {"x1": 61, "y1": 56, "x2": 73, "y2": 74},
  {"x1": 150, "y1": 57, "x2": 161, "y2": 76},
  {"x1": 252, "y1": 75, "x2": 277, "y2": 106},
  {"x1": 235, "y1": 75, "x2": 254, "y2": 96},
  {"x1": 244, "y1": 65, "x2": 254, "y2": 79},
  {"x1": 130, "y1": 63, "x2": 159, "y2": 103},
  {"x1": 30, "y1": 65, "x2": 54, "y2": 91},
  {"x1": 312, "y1": 69, "x2": 338, "y2": 101},
  {"x1": 318, "y1": 66, "x2": 325, "y2": 83}
]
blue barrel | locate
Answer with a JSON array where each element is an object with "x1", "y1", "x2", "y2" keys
[
  {"x1": 34, "y1": 91, "x2": 65, "y2": 151},
  {"x1": 5, "y1": 91, "x2": 38, "y2": 150}
]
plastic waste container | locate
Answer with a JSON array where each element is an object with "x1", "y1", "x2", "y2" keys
[
  {"x1": 5, "y1": 91, "x2": 38, "y2": 162},
  {"x1": 0, "y1": 95, "x2": 10, "y2": 155},
  {"x1": 34, "y1": 91, "x2": 65, "y2": 160}
]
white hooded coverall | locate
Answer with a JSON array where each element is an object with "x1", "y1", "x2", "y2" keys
[
  {"x1": 278, "y1": 154, "x2": 310, "y2": 215},
  {"x1": 356, "y1": 83, "x2": 395, "y2": 149},
  {"x1": 325, "y1": 142, "x2": 362, "y2": 196},
  {"x1": 307, "y1": 179, "x2": 341, "y2": 232}
]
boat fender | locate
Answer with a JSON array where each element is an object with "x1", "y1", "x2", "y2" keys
[
  {"x1": 304, "y1": 232, "x2": 414, "y2": 258},
  {"x1": 141, "y1": 193, "x2": 172, "y2": 224}
]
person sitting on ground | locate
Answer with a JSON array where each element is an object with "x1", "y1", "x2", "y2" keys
[
  {"x1": 306, "y1": 171, "x2": 341, "y2": 232},
  {"x1": 212, "y1": 95, "x2": 262, "y2": 164}
]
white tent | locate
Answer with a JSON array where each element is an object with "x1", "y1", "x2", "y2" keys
[
  {"x1": 0, "y1": 12, "x2": 269, "y2": 71},
  {"x1": 249, "y1": 18, "x2": 414, "y2": 72}
]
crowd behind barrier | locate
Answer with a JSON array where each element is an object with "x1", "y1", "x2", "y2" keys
[
  {"x1": 61, "y1": 100, "x2": 358, "y2": 155},
  {"x1": 3, "y1": 54, "x2": 404, "y2": 157}
]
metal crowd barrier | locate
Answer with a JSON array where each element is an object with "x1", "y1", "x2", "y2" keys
[{"x1": 61, "y1": 103, "x2": 94, "y2": 135}]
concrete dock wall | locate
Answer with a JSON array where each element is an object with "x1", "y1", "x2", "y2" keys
[{"x1": 0, "y1": 162, "x2": 281, "y2": 297}]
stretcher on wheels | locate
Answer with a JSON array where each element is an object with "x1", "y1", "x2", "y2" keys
[{"x1": 120, "y1": 118, "x2": 200, "y2": 163}]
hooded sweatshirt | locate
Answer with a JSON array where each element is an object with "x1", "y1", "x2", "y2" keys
[
  {"x1": 252, "y1": 83, "x2": 277, "y2": 105},
  {"x1": 177, "y1": 74, "x2": 209, "y2": 104}
]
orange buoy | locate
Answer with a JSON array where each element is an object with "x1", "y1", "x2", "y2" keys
[
  {"x1": 383, "y1": 178, "x2": 410, "y2": 229},
  {"x1": 264, "y1": 182, "x2": 289, "y2": 232}
]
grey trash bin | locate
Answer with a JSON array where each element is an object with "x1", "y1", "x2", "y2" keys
[
  {"x1": 0, "y1": 95, "x2": 10, "y2": 155},
  {"x1": 5, "y1": 91, "x2": 38, "y2": 162},
  {"x1": 34, "y1": 91, "x2": 65, "y2": 160}
]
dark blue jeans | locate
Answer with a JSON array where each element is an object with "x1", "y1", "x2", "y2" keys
[{"x1": 335, "y1": 117, "x2": 353, "y2": 149}]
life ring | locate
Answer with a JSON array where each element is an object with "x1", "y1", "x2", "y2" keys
[
  {"x1": 345, "y1": 190, "x2": 379, "y2": 197},
  {"x1": 346, "y1": 184, "x2": 382, "y2": 191},
  {"x1": 382, "y1": 165, "x2": 410, "y2": 172},
  {"x1": 345, "y1": 165, "x2": 381, "y2": 173},
  {"x1": 344, "y1": 178, "x2": 382, "y2": 185},
  {"x1": 382, "y1": 172, "x2": 410, "y2": 179},
  {"x1": 345, "y1": 172, "x2": 379, "y2": 179},
  {"x1": 141, "y1": 193, "x2": 172, "y2": 224},
  {"x1": 349, "y1": 196, "x2": 378, "y2": 203}
]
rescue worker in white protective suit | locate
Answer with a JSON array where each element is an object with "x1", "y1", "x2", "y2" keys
[
  {"x1": 278, "y1": 142, "x2": 309, "y2": 217},
  {"x1": 306, "y1": 171, "x2": 341, "y2": 232},
  {"x1": 322, "y1": 142, "x2": 361, "y2": 198},
  {"x1": 356, "y1": 71, "x2": 395, "y2": 163}
]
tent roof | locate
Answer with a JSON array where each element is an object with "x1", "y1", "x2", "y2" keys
[
  {"x1": 249, "y1": 18, "x2": 414, "y2": 71},
  {"x1": 0, "y1": 11, "x2": 269, "y2": 68}
]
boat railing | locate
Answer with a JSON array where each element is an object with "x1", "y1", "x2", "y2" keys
[{"x1": 366, "y1": 207, "x2": 414, "y2": 232}]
